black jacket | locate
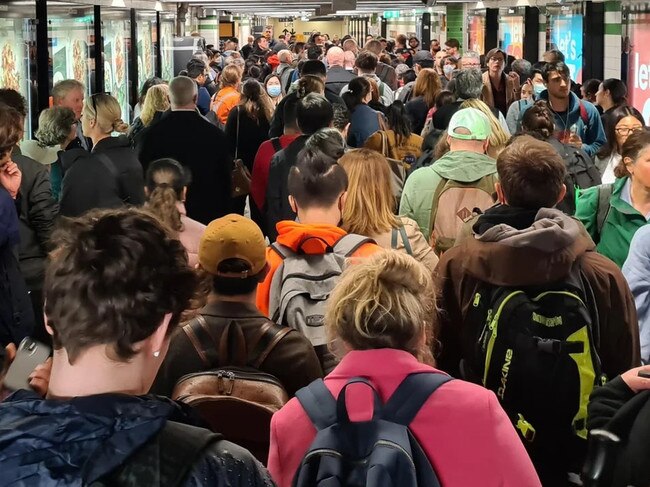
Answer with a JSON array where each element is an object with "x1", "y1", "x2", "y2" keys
[
  {"x1": 137, "y1": 110, "x2": 232, "y2": 225},
  {"x1": 151, "y1": 301, "x2": 323, "y2": 398},
  {"x1": 265, "y1": 135, "x2": 309, "y2": 240},
  {"x1": 325, "y1": 66, "x2": 355, "y2": 100},
  {"x1": 405, "y1": 96, "x2": 430, "y2": 136},
  {"x1": 268, "y1": 90, "x2": 345, "y2": 138},
  {"x1": 60, "y1": 136, "x2": 145, "y2": 218},
  {"x1": 225, "y1": 106, "x2": 270, "y2": 172},
  {"x1": 0, "y1": 390, "x2": 274, "y2": 486},
  {"x1": 376, "y1": 62, "x2": 398, "y2": 91},
  {"x1": 12, "y1": 151, "x2": 58, "y2": 286}
]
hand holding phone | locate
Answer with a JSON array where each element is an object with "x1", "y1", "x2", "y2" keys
[{"x1": 3, "y1": 338, "x2": 51, "y2": 392}]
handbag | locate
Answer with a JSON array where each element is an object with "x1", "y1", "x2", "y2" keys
[{"x1": 231, "y1": 107, "x2": 252, "y2": 198}]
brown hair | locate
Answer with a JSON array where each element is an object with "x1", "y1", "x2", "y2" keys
[
  {"x1": 296, "y1": 75, "x2": 325, "y2": 98},
  {"x1": 0, "y1": 104, "x2": 24, "y2": 156},
  {"x1": 616, "y1": 128, "x2": 650, "y2": 178},
  {"x1": 339, "y1": 149, "x2": 400, "y2": 236},
  {"x1": 145, "y1": 158, "x2": 187, "y2": 233},
  {"x1": 521, "y1": 100, "x2": 555, "y2": 139},
  {"x1": 412, "y1": 69, "x2": 442, "y2": 109},
  {"x1": 497, "y1": 135, "x2": 566, "y2": 209},
  {"x1": 220, "y1": 64, "x2": 242, "y2": 88}
]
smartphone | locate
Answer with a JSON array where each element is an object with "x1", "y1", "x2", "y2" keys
[
  {"x1": 638, "y1": 371, "x2": 650, "y2": 379},
  {"x1": 3, "y1": 338, "x2": 51, "y2": 392}
]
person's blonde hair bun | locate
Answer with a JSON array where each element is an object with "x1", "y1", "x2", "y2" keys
[{"x1": 113, "y1": 118, "x2": 129, "y2": 133}]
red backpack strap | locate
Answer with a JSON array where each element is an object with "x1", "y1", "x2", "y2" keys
[{"x1": 579, "y1": 100, "x2": 588, "y2": 125}]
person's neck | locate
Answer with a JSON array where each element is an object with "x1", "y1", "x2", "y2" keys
[
  {"x1": 172, "y1": 104, "x2": 197, "y2": 111},
  {"x1": 208, "y1": 291, "x2": 256, "y2": 305},
  {"x1": 47, "y1": 347, "x2": 149, "y2": 399},
  {"x1": 91, "y1": 133, "x2": 110, "y2": 147},
  {"x1": 449, "y1": 145, "x2": 486, "y2": 155},
  {"x1": 630, "y1": 178, "x2": 650, "y2": 215},
  {"x1": 601, "y1": 99, "x2": 614, "y2": 112},
  {"x1": 549, "y1": 94, "x2": 570, "y2": 112},
  {"x1": 297, "y1": 206, "x2": 341, "y2": 226},
  {"x1": 489, "y1": 71, "x2": 503, "y2": 85}
]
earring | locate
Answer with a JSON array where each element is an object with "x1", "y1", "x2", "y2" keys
[{"x1": 153, "y1": 351, "x2": 160, "y2": 358}]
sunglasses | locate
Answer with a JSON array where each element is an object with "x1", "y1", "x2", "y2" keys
[{"x1": 89, "y1": 92, "x2": 111, "y2": 114}]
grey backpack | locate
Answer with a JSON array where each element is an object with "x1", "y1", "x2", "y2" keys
[{"x1": 268, "y1": 234, "x2": 374, "y2": 373}]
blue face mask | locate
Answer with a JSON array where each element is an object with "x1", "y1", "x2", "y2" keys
[
  {"x1": 267, "y1": 85, "x2": 282, "y2": 98},
  {"x1": 533, "y1": 83, "x2": 545, "y2": 96}
]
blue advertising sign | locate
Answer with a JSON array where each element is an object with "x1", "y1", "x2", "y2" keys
[{"x1": 551, "y1": 14, "x2": 583, "y2": 83}]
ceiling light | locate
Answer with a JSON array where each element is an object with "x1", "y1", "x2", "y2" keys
[
  {"x1": 111, "y1": 0, "x2": 126, "y2": 7},
  {"x1": 155, "y1": 1, "x2": 163, "y2": 11}
]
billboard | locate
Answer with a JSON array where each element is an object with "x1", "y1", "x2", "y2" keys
[
  {"x1": 499, "y1": 16, "x2": 523, "y2": 59},
  {"x1": 628, "y1": 14, "x2": 650, "y2": 123},
  {"x1": 551, "y1": 14, "x2": 583, "y2": 83}
]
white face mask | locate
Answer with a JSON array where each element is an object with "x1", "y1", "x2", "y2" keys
[{"x1": 443, "y1": 64, "x2": 455, "y2": 76}]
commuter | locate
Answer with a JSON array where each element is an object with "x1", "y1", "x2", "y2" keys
[
  {"x1": 324, "y1": 46, "x2": 355, "y2": 99},
  {"x1": 342, "y1": 77, "x2": 381, "y2": 148},
  {"x1": 586, "y1": 364, "x2": 650, "y2": 487},
  {"x1": 343, "y1": 49, "x2": 356, "y2": 71},
  {"x1": 439, "y1": 55, "x2": 458, "y2": 88},
  {"x1": 339, "y1": 149, "x2": 438, "y2": 271},
  {"x1": 460, "y1": 98, "x2": 510, "y2": 158},
  {"x1": 266, "y1": 93, "x2": 334, "y2": 239},
  {"x1": 597, "y1": 78, "x2": 631, "y2": 131},
  {"x1": 506, "y1": 68, "x2": 545, "y2": 133},
  {"x1": 365, "y1": 100, "x2": 423, "y2": 165},
  {"x1": 436, "y1": 135, "x2": 640, "y2": 484},
  {"x1": 258, "y1": 141, "x2": 380, "y2": 372},
  {"x1": 127, "y1": 83, "x2": 170, "y2": 145},
  {"x1": 342, "y1": 38, "x2": 359, "y2": 57},
  {"x1": 623, "y1": 225, "x2": 650, "y2": 363},
  {"x1": 251, "y1": 35, "x2": 270, "y2": 58},
  {"x1": 0, "y1": 208, "x2": 274, "y2": 485},
  {"x1": 510, "y1": 58, "x2": 532, "y2": 85},
  {"x1": 582, "y1": 78, "x2": 601, "y2": 105},
  {"x1": 133, "y1": 76, "x2": 165, "y2": 119},
  {"x1": 528, "y1": 61, "x2": 605, "y2": 157},
  {"x1": 482, "y1": 48, "x2": 520, "y2": 117},
  {"x1": 24, "y1": 107, "x2": 77, "y2": 200},
  {"x1": 0, "y1": 105, "x2": 34, "y2": 347},
  {"x1": 394, "y1": 68, "x2": 416, "y2": 101},
  {"x1": 432, "y1": 68, "x2": 483, "y2": 131},
  {"x1": 595, "y1": 105, "x2": 644, "y2": 184},
  {"x1": 60, "y1": 93, "x2": 144, "y2": 217},
  {"x1": 400, "y1": 108, "x2": 497, "y2": 253},
  {"x1": 405, "y1": 68, "x2": 442, "y2": 135},
  {"x1": 264, "y1": 74, "x2": 284, "y2": 108},
  {"x1": 430, "y1": 38, "x2": 441, "y2": 54},
  {"x1": 433, "y1": 49, "x2": 448, "y2": 79},
  {"x1": 211, "y1": 64, "x2": 242, "y2": 127},
  {"x1": 331, "y1": 103, "x2": 351, "y2": 141},
  {"x1": 137, "y1": 76, "x2": 232, "y2": 225},
  {"x1": 341, "y1": 51, "x2": 393, "y2": 106},
  {"x1": 241, "y1": 35, "x2": 255, "y2": 59},
  {"x1": 152, "y1": 213, "x2": 322, "y2": 398},
  {"x1": 144, "y1": 159, "x2": 205, "y2": 267},
  {"x1": 576, "y1": 129, "x2": 650, "y2": 267},
  {"x1": 185, "y1": 58, "x2": 212, "y2": 115},
  {"x1": 251, "y1": 102, "x2": 300, "y2": 235},
  {"x1": 50, "y1": 79, "x2": 90, "y2": 151},
  {"x1": 394, "y1": 34, "x2": 414, "y2": 67},
  {"x1": 364, "y1": 39, "x2": 398, "y2": 90},
  {"x1": 444, "y1": 38, "x2": 461, "y2": 58},
  {"x1": 268, "y1": 251, "x2": 540, "y2": 487}
]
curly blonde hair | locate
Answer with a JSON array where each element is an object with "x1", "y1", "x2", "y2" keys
[
  {"x1": 325, "y1": 251, "x2": 436, "y2": 362},
  {"x1": 141, "y1": 84, "x2": 170, "y2": 127}
]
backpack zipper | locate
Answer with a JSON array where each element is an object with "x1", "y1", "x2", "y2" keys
[{"x1": 374, "y1": 440, "x2": 416, "y2": 469}]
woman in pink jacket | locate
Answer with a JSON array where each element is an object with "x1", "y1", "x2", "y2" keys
[{"x1": 268, "y1": 251, "x2": 541, "y2": 487}]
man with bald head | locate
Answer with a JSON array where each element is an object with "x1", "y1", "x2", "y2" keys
[
  {"x1": 136, "y1": 76, "x2": 232, "y2": 224},
  {"x1": 324, "y1": 46, "x2": 355, "y2": 99}
]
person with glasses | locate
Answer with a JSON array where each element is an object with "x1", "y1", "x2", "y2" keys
[
  {"x1": 595, "y1": 105, "x2": 645, "y2": 184},
  {"x1": 481, "y1": 48, "x2": 520, "y2": 117},
  {"x1": 60, "y1": 93, "x2": 145, "y2": 217},
  {"x1": 577, "y1": 128, "x2": 650, "y2": 267}
]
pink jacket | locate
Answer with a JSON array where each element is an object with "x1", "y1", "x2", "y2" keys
[
  {"x1": 177, "y1": 202, "x2": 206, "y2": 268},
  {"x1": 268, "y1": 349, "x2": 541, "y2": 487}
]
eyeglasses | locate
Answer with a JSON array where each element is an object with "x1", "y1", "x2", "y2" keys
[
  {"x1": 489, "y1": 56, "x2": 504, "y2": 63},
  {"x1": 615, "y1": 126, "x2": 644, "y2": 136}
]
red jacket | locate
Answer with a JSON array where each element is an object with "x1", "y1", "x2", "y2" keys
[
  {"x1": 251, "y1": 134, "x2": 298, "y2": 211},
  {"x1": 268, "y1": 348, "x2": 541, "y2": 487}
]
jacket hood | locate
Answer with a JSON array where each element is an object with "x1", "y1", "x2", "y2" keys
[
  {"x1": 538, "y1": 90, "x2": 581, "y2": 116},
  {"x1": 460, "y1": 207, "x2": 595, "y2": 286},
  {"x1": 431, "y1": 150, "x2": 496, "y2": 182},
  {"x1": 275, "y1": 220, "x2": 348, "y2": 253},
  {"x1": 0, "y1": 391, "x2": 187, "y2": 485}
]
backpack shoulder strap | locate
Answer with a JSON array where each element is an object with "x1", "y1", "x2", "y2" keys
[
  {"x1": 596, "y1": 183, "x2": 614, "y2": 239},
  {"x1": 399, "y1": 224, "x2": 413, "y2": 256},
  {"x1": 428, "y1": 176, "x2": 450, "y2": 236},
  {"x1": 95, "y1": 152, "x2": 124, "y2": 199},
  {"x1": 579, "y1": 100, "x2": 589, "y2": 125},
  {"x1": 182, "y1": 316, "x2": 246, "y2": 368},
  {"x1": 295, "y1": 379, "x2": 338, "y2": 431},
  {"x1": 248, "y1": 320, "x2": 293, "y2": 369},
  {"x1": 270, "y1": 137, "x2": 283, "y2": 153},
  {"x1": 270, "y1": 242, "x2": 294, "y2": 260},
  {"x1": 332, "y1": 233, "x2": 375, "y2": 257},
  {"x1": 383, "y1": 372, "x2": 452, "y2": 426}
]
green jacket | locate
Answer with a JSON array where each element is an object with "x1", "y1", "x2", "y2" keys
[
  {"x1": 399, "y1": 150, "x2": 497, "y2": 237},
  {"x1": 575, "y1": 176, "x2": 648, "y2": 267}
]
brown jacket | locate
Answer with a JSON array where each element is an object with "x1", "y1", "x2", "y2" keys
[
  {"x1": 364, "y1": 130, "x2": 423, "y2": 163},
  {"x1": 482, "y1": 71, "x2": 520, "y2": 112},
  {"x1": 151, "y1": 300, "x2": 324, "y2": 397},
  {"x1": 435, "y1": 207, "x2": 640, "y2": 380}
]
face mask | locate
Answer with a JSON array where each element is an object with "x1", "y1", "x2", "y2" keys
[
  {"x1": 267, "y1": 85, "x2": 282, "y2": 98},
  {"x1": 533, "y1": 83, "x2": 545, "y2": 96},
  {"x1": 443, "y1": 64, "x2": 455, "y2": 76}
]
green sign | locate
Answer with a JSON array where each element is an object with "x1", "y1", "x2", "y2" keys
[{"x1": 383, "y1": 10, "x2": 400, "y2": 19}]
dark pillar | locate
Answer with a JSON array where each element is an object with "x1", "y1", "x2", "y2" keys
[
  {"x1": 422, "y1": 12, "x2": 431, "y2": 48},
  {"x1": 485, "y1": 8, "x2": 499, "y2": 53},
  {"x1": 583, "y1": 1, "x2": 604, "y2": 81},
  {"x1": 381, "y1": 16, "x2": 387, "y2": 39},
  {"x1": 156, "y1": 12, "x2": 162, "y2": 78},
  {"x1": 523, "y1": 7, "x2": 539, "y2": 62},
  {"x1": 94, "y1": 5, "x2": 104, "y2": 94},
  {"x1": 129, "y1": 8, "x2": 138, "y2": 109},
  {"x1": 35, "y1": 0, "x2": 49, "y2": 111}
]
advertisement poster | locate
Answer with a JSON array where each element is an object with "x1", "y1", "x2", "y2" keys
[
  {"x1": 103, "y1": 20, "x2": 129, "y2": 121},
  {"x1": 137, "y1": 20, "x2": 155, "y2": 91},
  {"x1": 468, "y1": 15, "x2": 485, "y2": 54},
  {"x1": 49, "y1": 18, "x2": 92, "y2": 89},
  {"x1": 0, "y1": 28, "x2": 24, "y2": 93},
  {"x1": 160, "y1": 21, "x2": 174, "y2": 81},
  {"x1": 627, "y1": 14, "x2": 650, "y2": 123},
  {"x1": 499, "y1": 16, "x2": 523, "y2": 59},
  {"x1": 551, "y1": 15, "x2": 583, "y2": 83}
]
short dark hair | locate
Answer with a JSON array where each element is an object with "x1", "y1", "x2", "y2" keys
[
  {"x1": 582, "y1": 79, "x2": 601, "y2": 97},
  {"x1": 445, "y1": 38, "x2": 460, "y2": 49},
  {"x1": 332, "y1": 103, "x2": 350, "y2": 131},
  {"x1": 0, "y1": 89, "x2": 27, "y2": 117},
  {"x1": 186, "y1": 58, "x2": 206, "y2": 79},
  {"x1": 541, "y1": 61, "x2": 571, "y2": 82},
  {"x1": 307, "y1": 44, "x2": 323, "y2": 60},
  {"x1": 356, "y1": 51, "x2": 378, "y2": 72},
  {"x1": 288, "y1": 149, "x2": 348, "y2": 209},
  {"x1": 212, "y1": 259, "x2": 261, "y2": 295},
  {"x1": 521, "y1": 100, "x2": 556, "y2": 139},
  {"x1": 0, "y1": 104, "x2": 24, "y2": 155},
  {"x1": 601, "y1": 78, "x2": 628, "y2": 106},
  {"x1": 253, "y1": 36, "x2": 266, "y2": 47},
  {"x1": 598, "y1": 105, "x2": 644, "y2": 159},
  {"x1": 44, "y1": 208, "x2": 201, "y2": 363},
  {"x1": 297, "y1": 93, "x2": 333, "y2": 134},
  {"x1": 497, "y1": 135, "x2": 566, "y2": 209},
  {"x1": 545, "y1": 49, "x2": 565, "y2": 63},
  {"x1": 301, "y1": 60, "x2": 327, "y2": 78}
]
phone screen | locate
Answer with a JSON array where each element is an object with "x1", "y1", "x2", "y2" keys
[{"x1": 3, "y1": 338, "x2": 51, "y2": 392}]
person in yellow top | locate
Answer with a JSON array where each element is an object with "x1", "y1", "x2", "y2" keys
[
  {"x1": 211, "y1": 64, "x2": 242, "y2": 126},
  {"x1": 364, "y1": 100, "x2": 423, "y2": 165}
]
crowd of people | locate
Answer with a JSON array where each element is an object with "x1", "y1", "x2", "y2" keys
[{"x1": 1, "y1": 29, "x2": 650, "y2": 487}]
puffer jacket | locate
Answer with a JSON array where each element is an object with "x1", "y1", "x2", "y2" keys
[{"x1": 0, "y1": 390, "x2": 275, "y2": 487}]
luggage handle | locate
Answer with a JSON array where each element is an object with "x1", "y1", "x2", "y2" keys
[{"x1": 335, "y1": 377, "x2": 382, "y2": 424}]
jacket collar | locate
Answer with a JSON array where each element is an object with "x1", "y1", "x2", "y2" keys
[
  {"x1": 328, "y1": 349, "x2": 437, "y2": 381},
  {"x1": 200, "y1": 300, "x2": 263, "y2": 318}
]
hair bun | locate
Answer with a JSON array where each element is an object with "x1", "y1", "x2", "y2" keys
[
  {"x1": 375, "y1": 251, "x2": 427, "y2": 294},
  {"x1": 113, "y1": 119, "x2": 129, "y2": 133}
]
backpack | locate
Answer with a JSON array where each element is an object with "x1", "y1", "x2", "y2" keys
[
  {"x1": 268, "y1": 234, "x2": 375, "y2": 374},
  {"x1": 428, "y1": 173, "x2": 498, "y2": 255},
  {"x1": 171, "y1": 316, "x2": 291, "y2": 463},
  {"x1": 293, "y1": 373, "x2": 451, "y2": 487},
  {"x1": 595, "y1": 183, "x2": 614, "y2": 243},
  {"x1": 280, "y1": 67, "x2": 296, "y2": 94},
  {"x1": 391, "y1": 225, "x2": 413, "y2": 256},
  {"x1": 465, "y1": 264, "x2": 604, "y2": 476}
]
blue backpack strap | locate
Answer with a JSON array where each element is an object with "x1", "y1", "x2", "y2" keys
[
  {"x1": 295, "y1": 379, "x2": 338, "y2": 431},
  {"x1": 383, "y1": 372, "x2": 452, "y2": 425}
]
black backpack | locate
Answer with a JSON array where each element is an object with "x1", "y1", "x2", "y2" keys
[
  {"x1": 463, "y1": 264, "x2": 605, "y2": 480},
  {"x1": 293, "y1": 372, "x2": 451, "y2": 487}
]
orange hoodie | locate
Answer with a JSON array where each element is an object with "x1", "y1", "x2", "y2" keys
[{"x1": 256, "y1": 220, "x2": 381, "y2": 316}]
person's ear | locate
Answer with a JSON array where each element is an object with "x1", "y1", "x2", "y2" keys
[
  {"x1": 144, "y1": 187, "x2": 149, "y2": 197},
  {"x1": 288, "y1": 195, "x2": 297, "y2": 213},
  {"x1": 181, "y1": 187, "x2": 187, "y2": 202},
  {"x1": 625, "y1": 157, "x2": 635, "y2": 175},
  {"x1": 495, "y1": 182, "x2": 507, "y2": 205},
  {"x1": 148, "y1": 313, "x2": 172, "y2": 359},
  {"x1": 556, "y1": 183, "x2": 567, "y2": 206}
]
